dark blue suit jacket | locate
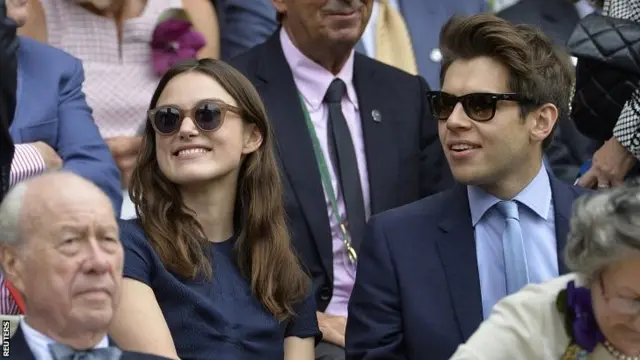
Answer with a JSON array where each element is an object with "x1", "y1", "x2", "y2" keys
[
  {"x1": 10, "y1": 37, "x2": 122, "y2": 213},
  {"x1": 345, "y1": 175, "x2": 587, "y2": 360},
  {"x1": 214, "y1": 0, "x2": 277, "y2": 60},
  {"x1": 9, "y1": 323, "x2": 172, "y2": 360}
]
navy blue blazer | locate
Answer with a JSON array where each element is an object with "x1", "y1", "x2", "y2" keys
[
  {"x1": 345, "y1": 175, "x2": 588, "y2": 360},
  {"x1": 9, "y1": 323, "x2": 172, "y2": 360},
  {"x1": 10, "y1": 37, "x2": 122, "y2": 213},
  {"x1": 214, "y1": 0, "x2": 277, "y2": 60}
]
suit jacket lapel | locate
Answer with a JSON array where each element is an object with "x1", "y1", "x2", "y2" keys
[
  {"x1": 10, "y1": 324, "x2": 37, "y2": 360},
  {"x1": 352, "y1": 55, "x2": 399, "y2": 250},
  {"x1": 253, "y1": 33, "x2": 333, "y2": 276},
  {"x1": 435, "y1": 185, "x2": 483, "y2": 340},
  {"x1": 550, "y1": 175, "x2": 575, "y2": 275}
]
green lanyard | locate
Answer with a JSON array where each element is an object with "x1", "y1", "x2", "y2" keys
[{"x1": 298, "y1": 94, "x2": 357, "y2": 264}]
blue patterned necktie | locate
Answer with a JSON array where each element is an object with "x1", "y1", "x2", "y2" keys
[
  {"x1": 48, "y1": 343, "x2": 122, "y2": 360},
  {"x1": 496, "y1": 200, "x2": 530, "y2": 295}
]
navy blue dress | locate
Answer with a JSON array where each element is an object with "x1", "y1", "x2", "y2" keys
[{"x1": 119, "y1": 219, "x2": 321, "y2": 360}]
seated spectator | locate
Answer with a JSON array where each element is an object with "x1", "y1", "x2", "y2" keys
[
  {"x1": 230, "y1": 1, "x2": 451, "y2": 357},
  {"x1": 345, "y1": 14, "x2": 586, "y2": 360},
  {"x1": 0, "y1": 171, "x2": 171, "y2": 360},
  {"x1": 19, "y1": 0, "x2": 220, "y2": 219},
  {"x1": 451, "y1": 183, "x2": 640, "y2": 359},
  {"x1": 109, "y1": 59, "x2": 319, "y2": 360},
  {"x1": 5, "y1": 0, "x2": 122, "y2": 213}
]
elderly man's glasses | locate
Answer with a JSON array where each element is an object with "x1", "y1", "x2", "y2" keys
[
  {"x1": 426, "y1": 91, "x2": 530, "y2": 122},
  {"x1": 600, "y1": 275, "x2": 640, "y2": 317},
  {"x1": 148, "y1": 99, "x2": 242, "y2": 135}
]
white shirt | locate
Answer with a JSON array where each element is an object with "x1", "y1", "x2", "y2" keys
[{"x1": 20, "y1": 318, "x2": 109, "y2": 360}]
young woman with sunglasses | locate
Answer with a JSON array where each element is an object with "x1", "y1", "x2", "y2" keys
[{"x1": 109, "y1": 59, "x2": 319, "y2": 360}]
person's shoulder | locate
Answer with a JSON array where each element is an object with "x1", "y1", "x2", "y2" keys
[
  {"x1": 368, "y1": 189, "x2": 454, "y2": 239},
  {"x1": 18, "y1": 36, "x2": 80, "y2": 66},
  {"x1": 375, "y1": 189, "x2": 454, "y2": 222},
  {"x1": 455, "y1": 275, "x2": 576, "y2": 358},
  {"x1": 227, "y1": 39, "x2": 269, "y2": 74},
  {"x1": 486, "y1": 274, "x2": 578, "y2": 345},
  {"x1": 119, "y1": 218, "x2": 144, "y2": 236},
  {"x1": 118, "y1": 219, "x2": 153, "y2": 252},
  {"x1": 496, "y1": 274, "x2": 578, "y2": 317},
  {"x1": 559, "y1": 179, "x2": 592, "y2": 199},
  {"x1": 355, "y1": 52, "x2": 423, "y2": 85}
]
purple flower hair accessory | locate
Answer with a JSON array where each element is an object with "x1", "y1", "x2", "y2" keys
[{"x1": 151, "y1": 18, "x2": 205, "y2": 76}]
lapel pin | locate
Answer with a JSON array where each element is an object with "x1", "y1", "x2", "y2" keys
[{"x1": 372, "y1": 109, "x2": 382, "y2": 123}]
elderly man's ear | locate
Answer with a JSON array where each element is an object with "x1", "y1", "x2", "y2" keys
[{"x1": 1, "y1": 245, "x2": 25, "y2": 293}]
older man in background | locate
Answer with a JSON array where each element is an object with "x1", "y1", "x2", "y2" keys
[{"x1": 0, "y1": 172, "x2": 170, "y2": 360}]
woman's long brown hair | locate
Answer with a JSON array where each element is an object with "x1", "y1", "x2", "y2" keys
[{"x1": 129, "y1": 59, "x2": 309, "y2": 320}]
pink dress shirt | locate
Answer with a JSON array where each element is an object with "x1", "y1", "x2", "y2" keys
[{"x1": 280, "y1": 28, "x2": 371, "y2": 318}]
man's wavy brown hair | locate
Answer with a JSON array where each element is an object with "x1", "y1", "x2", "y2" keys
[
  {"x1": 129, "y1": 59, "x2": 309, "y2": 320},
  {"x1": 439, "y1": 14, "x2": 575, "y2": 149}
]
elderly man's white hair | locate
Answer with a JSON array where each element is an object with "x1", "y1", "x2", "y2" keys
[
  {"x1": 0, "y1": 180, "x2": 29, "y2": 247},
  {"x1": 0, "y1": 170, "x2": 109, "y2": 248}
]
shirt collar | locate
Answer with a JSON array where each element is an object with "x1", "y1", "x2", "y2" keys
[
  {"x1": 280, "y1": 28, "x2": 359, "y2": 112},
  {"x1": 467, "y1": 163, "x2": 552, "y2": 226},
  {"x1": 21, "y1": 317, "x2": 109, "y2": 360}
]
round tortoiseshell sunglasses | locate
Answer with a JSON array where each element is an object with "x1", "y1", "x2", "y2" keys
[{"x1": 148, "y1": 99, "x2": 243, "y2": 135}]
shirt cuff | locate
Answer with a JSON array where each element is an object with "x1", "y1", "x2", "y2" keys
[{"x1": 10, "y1": 144, "x2": 46, "y2": 186}]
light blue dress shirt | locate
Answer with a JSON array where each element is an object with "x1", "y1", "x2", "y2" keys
[{"x1": 468, "y1": 165, "x2": 559, "y2": 319}]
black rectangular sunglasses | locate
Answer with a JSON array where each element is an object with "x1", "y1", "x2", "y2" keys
[{"x1": 426, "y1": 91, "x2": 529, "y2": 122}]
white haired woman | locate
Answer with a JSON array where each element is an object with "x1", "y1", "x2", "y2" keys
[{"x1": 450, "y1": 184, "x2": 640, "y2": 359}]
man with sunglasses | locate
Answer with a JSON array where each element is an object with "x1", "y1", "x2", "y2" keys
[{"x1": 346, "y1": 14, "x2": 587, "y2": 360}]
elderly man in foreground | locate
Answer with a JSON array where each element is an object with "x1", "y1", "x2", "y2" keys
[{"x1": 0, "y1": 171, "x2": 171, "y2": 360}]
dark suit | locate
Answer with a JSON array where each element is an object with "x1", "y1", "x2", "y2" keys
[
  {"x1": 345, "y1": 175, "x2": 586, "y2": 360},
  {"x1": 0, "y1": 3, "x2": 17, "y2": 201},
  {"x1": 498, "y1": 0, "x2": 599, "y2": 182},
  {"x1": 214, "y1": 0, "x2": 277, "y2": 60},
  {"x1": 10, "y1": 323, "x2": 173, "y2": 360},
  {"x1": 497, "y1": 0, "x2": 580, "y2": 46},
  {"x1": 229, "y1": 32, "x2": 451, "y2": 311}
]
